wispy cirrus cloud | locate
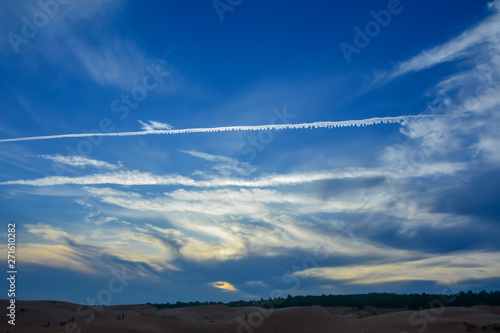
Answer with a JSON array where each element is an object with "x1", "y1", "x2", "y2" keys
[
  {"x1": 35, "y1": 154, "x2": 121, "y2": 169},
  {"x1": 245, "y1": 281, "x2": 268, "y2": 287},
  {"x1": 71, "y1": 38, "x2": 147, "y2": 90},
  {"x1": 1, "y1": 0, "x2": 162, "y2": 91},
  {"x1": 376, "y1": 0, "x2": 500, "y2": 83},
  {"x1": 180, "y1": 150, "x2": 235, "y2": 164},
  {"x1": 180, "y1": 150, "x2": 257, "y2": 176},
  {"x1": 25, "y1": 223, "x2": 69, "y2": 242},
  {"x1": 294, "y1": 251, "x2": 500, "y2": 285},
  {"x1": 476, "y1": 132, "x2": 500, "y2": 164},
  {"x1": 378, "y1": 0, "x2": 500, "y2": 171},
  {"x1": 75, "y1": 198, "x2": 130, "y2": 225},
  {"x1": 79, "y1": 183, "x2": 467, "y2": 266},
  {"x1": 0, "y1": 163, "x2": 467, "y2": 187},
  {"x1": 23, "y1": 222, "x2": 180, "y2": 273},
  {"x1": 139, "y1": 120, "x2": 174, "y2": 131}
]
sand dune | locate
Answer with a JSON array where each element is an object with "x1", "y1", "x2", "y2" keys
[
  {"x1": 345, "y1": 306, "x2": 500, "y2": 333},
  {"x1": 1, "y1": 300, "x2": 499, "y2": 333}
]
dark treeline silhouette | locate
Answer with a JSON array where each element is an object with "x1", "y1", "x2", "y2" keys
[
  {"x1": 150, "y1": 300, "x2": 224, "y2": 308},
  {"x1": 149, "y1": 291, "x2": 500, "y2": 310}
]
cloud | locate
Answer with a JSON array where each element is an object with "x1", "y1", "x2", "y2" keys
[
  {"x1": 475, "y1": 133, "x2": 500, "y2": 164},
  {"x1": 25, "y1": 223, "x2": 69, "y2": 242},
  {"x1": 378, "y1": 0, "x2": 500, "y2": 184},
  {"x1": 75, "y1": 198, "x2": 129, "y2": 225},
  {"x1": 180, "y1": 238, "x2": 248, "y2": 262},
  {"x1": 180, "y1": 150, "x2": 257, "y2": 176},
  {"x1": 378, "y1": 1, "x2": 500, "y2": 82},
  {"x1": 71, "y1": 38, "x2": 147, "y2": 90},
  {"x1": 24, "y1": 222, "x2": 180, "y2": 274},
  {"x1": 18, "y1": 244, "x2": 98, "y2": 274},
  {"x1": 139, "y1": 120, "x2": 174, "y2": 131},
  {"x1": 0, "y1": 171, "x2": 194, "y2": 186},
  {"x1": 180, "y1": 150, "x2": 234, "y2": 163},
  {"x1": 1, "y1": 0, "x2": 160, "y2": 90},
  {"x1": 245, "y1": 281, "x2": 268, "y2": 287},
  {"x1": 368, "y1": 0, "x2": 500, "y2": 178},
  {"x1": 80, "y1": 185, "x2": 462, "y2": 264},
  {"x1": 0, "y1": 115, "x2": 431, "y2": 143},
  {"x1": 0, "y1": 163, "x2": 466, "y2": 187},
  {"x1": 209, "y1": 281, "x2": 238, "y2": 292},
  {"x1": 75, "y1": 199, "x2": 93, "y2": 209},
  {"x1": 294, "y1": 252, "x2": 500, "y2": 285},
  {"x1": 87, "y1": 215, "x2": 119, "y2": 225},
  {"x1": 35, "y1": 154, "x2": 120, "y2": 169}
]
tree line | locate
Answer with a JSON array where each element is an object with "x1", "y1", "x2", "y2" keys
[{"x1": 149, "y1": 290, "x2": 500, "y2": 310}]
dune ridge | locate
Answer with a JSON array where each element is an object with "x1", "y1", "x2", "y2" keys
[{"x1": 1, "y1": 300, "x2": 500, "y2": 333}]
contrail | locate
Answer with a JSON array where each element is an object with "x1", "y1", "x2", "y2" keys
[{"x1": 0, "y1": 115, "x2": 429, "y2": 143}]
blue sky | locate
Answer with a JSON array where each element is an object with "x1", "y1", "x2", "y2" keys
[{"x1": 1, "y1": 0, "x2": 500, "y2": 305}]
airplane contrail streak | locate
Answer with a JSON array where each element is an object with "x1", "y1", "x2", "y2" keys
[{"x1": 0, "y1": 115, "x2": 430, "y2": 143}]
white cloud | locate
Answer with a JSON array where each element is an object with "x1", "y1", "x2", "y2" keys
[
  {"x1": 139, "y1": 120, "x2": 174, "y2": 131},
  {"x1": 181, "y1": 237, "x2": 248, "y2": 262},
  {"x1": 0, "y1": 163, "x2": 466, "y2": 187},
  {"x1": 295, "y1": 252, "x2": 500, "y2": 285},
  {"x1": 36, "y1": 154, "x2": 120, "y2": 169},
  {"x1": 180, "y1": 150, "x2": 234, "y2": 163},
  {"x1": 475, "y1": 133, "x2": 500, "y2": 164},
  {"x1": 71, "y1": 38, "x2": 147, "y2": 90},
  {"x1": 380, "y1": 2, "x2": 500, "y2": 81},
  {"x1": 379, "y1": 0, "x2": 500, "y2": 173},
  {"x1": 180, "y1": 150, "x2": 257, "y2": 176},
  {"x1": 80, "y1": 184, "x2": 463, "y2": 264},
  {"x1": 75, "y1": 198, "x2": 125, "y2": 225},
  {"x1": 145, "y1": 223, "x2": 183, "y2": 237},
  {"x1": 75, "y1": 199, "x2": 93, "y2": 209},
  {"x1": 88, "y1": 215, "x2": 119, "y2": 225},
  {"x1": 80, "y1": 186, "x2": 453, "y2": 225},
  {"x1": 25, "y1": 223, "x2": 69, "y2": 242},
  {"x1": 1, "y1": 0, "x2": 156, "y2": 90}
]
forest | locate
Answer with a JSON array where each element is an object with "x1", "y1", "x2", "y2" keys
[{"x1": 149, "y1": 290, "x2": 500, "y2": 310}]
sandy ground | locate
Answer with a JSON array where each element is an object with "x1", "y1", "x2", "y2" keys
[{"x1": 1, "y1": 300, "x2": 500, "y2": 332}]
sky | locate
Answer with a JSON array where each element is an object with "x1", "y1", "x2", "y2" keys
[{"x1": 1, "y1": 0, "x2": 499, "y2": 305}]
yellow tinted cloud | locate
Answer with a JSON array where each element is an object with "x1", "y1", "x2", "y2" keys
[
  {"x1": 210, "y1": 281, "x2": 238, "y2": 291},
  {"x1": 19, "y1": 244, "x2": 97, "y2": 274},
  {"x1": 294, "y1": 252, "x2": 500, "y2": 285}
]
